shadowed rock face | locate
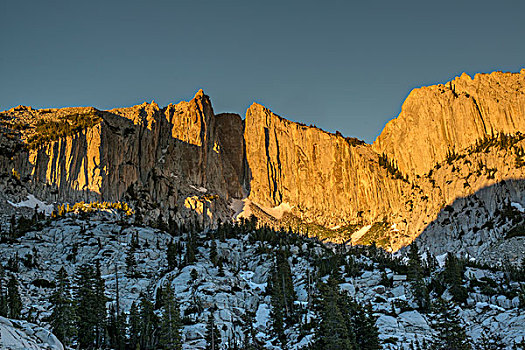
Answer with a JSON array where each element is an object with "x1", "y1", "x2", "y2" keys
[{"x1": 1, "y1": 70, "x2": 525, "y2": 254}]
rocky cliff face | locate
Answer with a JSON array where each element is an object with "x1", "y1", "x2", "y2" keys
[
  {"x1": 374, "y1": 70, "x2": 525, "y2": 176},
  {"x1": 1, "y1": 70, "x2": 525, "y2": 258},
  {"x1": 244, "y1": 103, "x2": 411, "y2": 228},
  {"x1": 1, "y1": 91, "x2": 245, "y2": 225},
  {"x1": 241, "y1": 70, "x2": 525, "y2": 257}
]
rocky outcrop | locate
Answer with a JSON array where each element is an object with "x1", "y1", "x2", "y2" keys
[
  {"x1": 374, "y1": 70, "x2": 525, "y2": 176},
  {"x1": 0, "y1": 317, "x2": 63, "y2": 350}
]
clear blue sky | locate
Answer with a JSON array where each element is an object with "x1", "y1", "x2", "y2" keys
[{"x1": 1, "y1": 0, "x2": 523, "y2": 143}]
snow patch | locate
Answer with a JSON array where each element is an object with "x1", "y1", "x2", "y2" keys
[
  {"x1": 351, "y1": 224, "x2": 372, "y2": 244},
  {"x1": 230, "y1": 198, "x2": 252, "y2": 220},
  {"x1": 436, "y1": 252, "x2": 448, "y2": 267},
  {"x1": 189, "y1": 185, "x2": 207, "y2": 193},
  {"x1": 511, "y1": 202, "x2": 524, "y2": 213},
  {"x1": 262, "y1": 202, "x2": 292, "y2": 220},
  {"x1": 254, "y1": 303, "x2": 270, "y2": 331},
  {"x1": 7, "y1": 194, "x2": 54, "y2": 216},
  {"x1": 230, "y1": 199, "x2": 292, "y2": 220}
]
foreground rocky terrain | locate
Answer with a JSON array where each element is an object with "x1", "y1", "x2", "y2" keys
[{"x1": 0, "y1": 204, "x2": 524, "y2": 349}]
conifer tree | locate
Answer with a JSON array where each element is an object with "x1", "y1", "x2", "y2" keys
[
  {"x1": 126, "y1": 246, "x2": 139, "y2": 278},
  {"x1": 49, "y1": 267, "x2": 76, "y2": 345},
  {"x1": 217, "y1": 258, "x2": 225, "y2": 277},
  {"x1": 407, "y1": 244, "x2": 430, "y2": 311},
  {"x1": 167, "y1": 239, "x2": 177, "y2": 271},
  {"x1": 158, "y1": 284, "x2": 182, "y2": 350},
  {"x1": 352, "y1": 303, "x2": 380, "y2": 350},
  {"x1": 313, "y1": 278, "x2": 354, "y2": 350},
  {"x1": 107, "y1": 304, "x2": 127, "y2": 350},
  {"x1": 75, "y1": 264, "x2": 98, "y2": 348},
  {"x1": 313, "y1": 277, "x2": 380, "y2": 350},
  {"x1": 134, "y1": 207, "x2": 143, "y2": 226},
  {"x1": 9, "y1": 214, "x2": 16, "y2": 239},
  {"x1": 205, "y1": 311, "x2": 222, "y2": 350},
  {"x1": 168, "y1": 216, "x2": 179, "y2": 236},
  {"x1": 210, "y1": 240, "x2": 218, "y2": 266},
  {"x1": 131, "y1": 232, "x2": 140, "y2": 249},
  {"x1": 424, "y1": 249, "x2": 438, "y2": 273},
  {"x1": 442, "y1": 253, "x2": 468, "y2": 303},
  {"x1": 0, "y1": 265, "x2": 7, "y2": 317},
  {"x1": 139, "y1": 293, "x2": 158, "y2": 350},
  {"x1": 431, "y1": 298, "x2": 472, "y2": 350},
  {"x1": 75, "y1": 263, "x2": 107, "y2": 348},
  {"x1": 184, "y1": 233, "x2": 197, "y2": 265},
  {"x1": 94, "y1": 261, "x2": 107, "y2": 347},
  {"x1": 407, "y1": 243, "x2": 423, "y2": 280},
  {"x1": 128, "y1": 301, "x2": 141, "y2": 350},
  {"x1": 7, "y1": 253, "x2": 19, "y2": 272},
  {"x1": 268, "y1": 249, "x2": 296, "y2": 345},
  {"x1": 7, "y1": 276, "x2": 22, "y2": 319},
  {"x1": 477, "y1": 327, "x2": 505, "y2": 350}
]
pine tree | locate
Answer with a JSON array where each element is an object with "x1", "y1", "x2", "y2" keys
[
  {"x1": 134, "y1": 206, "x2": 143, "y2": 226},
  {"x1": 126, "y1": 246, "x2": 139, "y2": 278},
  {"x1": 0, "y1": 265, "x2": 7, "y2": 317},
  {"x1": 431, "y1": 298, "x2": 472, "y2": 350},
  {"x1": 205, "y1": 312, "x2": 222, "y2": 350},
  {"x1": 268, "y1": 249, "x2": 296, "y2": 345},
  {"x1": 217, "y1": 258, "x2": 225, "y2": 277},
  {"x1": 168, "y1": 216, "x2": 179, "y2": 236},
  {"x1": 74, "y1": 263, "x2": 107, "y2": 348},
  {"x1": 407, "y1": 243, "x2": 423, "y2": 280},
  {"x1": 167, "y1": 239, "x2": 177, "y2": 271},
  {"x1": 157, "y1": 212, "x2": 168, "y2": 232},
  {"x1": 158, "y1": 284, "x2": 182, "y2": 350},
  {"x1": 107, "y1": 304, "x2": 127, "y2": 350},
  {"x1": 139, "y1": 293, "x2": 158, "y2": 350},
  {"x1": 412, "y1": 277, "x2": 430, "y2": 312},
  {"x1": 313, "y1": 278, "x2": 354, "y2": 350},
  {"x1": 477, "y1": 328, "x2": 505, "y2": 350},
  {"x1": 7, "y1": 276, "x2": 22, "y2": 319},
  {"x1": 7, "y1": 253, "x2": 19, "y2": 272},
  {"x1": 424, "y1": 249, "x2": 438, "y2": 273},
  {"x1": 131, "y1": 232, "x2": 140, "y2": 249},
  {"x1": 49, "y1": 267, "x2": 76, "y2": 345},
  {"x1": 520, "y1": 257, "x2": 525, "y2": 282},
  {"x1": 313, "y1": 277, "x2": 380, "y2": 350},
  {"x1": 184, "y1": 233, "x2": 197, "y2": 265},
  {"x1": 407, "y1": 243, "x2": 430, "y2": 311},
  {"x1": 75, "y1": 264, "x2": 98, "y2": 348},
  {"x1": 352, "y1": 303, "x2": 380, "y2": 350},
  {"x1": 128, "y1": 301, "x2": 141, "y2": 350},
  {"x1": 442, "y1": 253, "x2": 468, "y2": 303},
  {"x1": 94, "y1": 261, "x2": 107, "y2": 347},
  {"x1": 9, "y1": 214, "x2": 16, "y2": 239},
  {"x1": 210, "y1": 240, "x2": 218, "y2": 266}
]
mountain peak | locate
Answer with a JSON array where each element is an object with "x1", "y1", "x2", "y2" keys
[{"x1": 194, "y1": 89, "x2": 206, "y2": 99}]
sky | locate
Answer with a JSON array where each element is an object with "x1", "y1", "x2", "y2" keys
[{"x1": 1, "y1": 0, "x2": 524, "y2": 143}]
